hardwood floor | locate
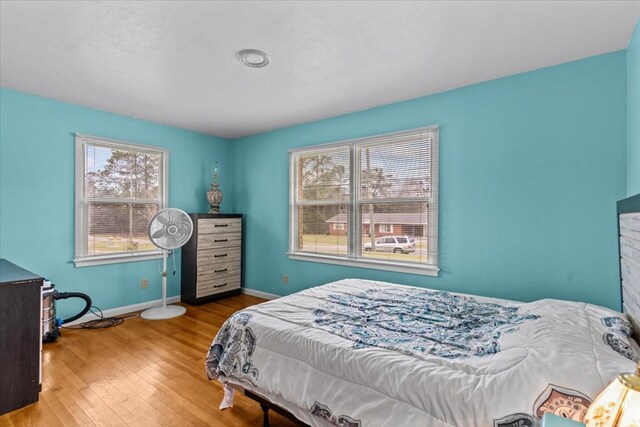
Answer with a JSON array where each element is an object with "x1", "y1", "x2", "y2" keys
[{"x1": 0, "y1": 295, "x2": 300, "y2": 427}]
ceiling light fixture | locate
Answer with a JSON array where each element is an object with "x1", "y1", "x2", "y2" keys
[{"x1": 237, "y1": 49, "x2": 270, "y2": 68}]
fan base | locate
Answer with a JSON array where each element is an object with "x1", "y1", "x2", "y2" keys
[{"x1": 141, "y1": 305, "x2": 187, "y2": 320}]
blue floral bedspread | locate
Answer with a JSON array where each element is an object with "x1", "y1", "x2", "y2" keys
[{"x1": 311, "y1": 285, "x2": 540, "y2": 359}]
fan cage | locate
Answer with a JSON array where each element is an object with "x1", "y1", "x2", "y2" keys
[{"x1": 148, "y1": 208, "x2": 193, "y2": 250}]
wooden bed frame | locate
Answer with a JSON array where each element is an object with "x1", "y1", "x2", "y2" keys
[{"x1": 245, "y1": 193, "x2": 640, "y2": 427}]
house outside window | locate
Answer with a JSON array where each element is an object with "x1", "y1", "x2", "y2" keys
[
  {"x1": 288, "y1": 125, "x2": 439, "y2": 276},
  {"x1": 74, "y1": 134, "x2": 168, "y2": 267}
]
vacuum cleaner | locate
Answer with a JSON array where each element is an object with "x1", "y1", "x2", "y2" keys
[{"x1": 42, "y1": 280, "x2": 92, "y2": 342}]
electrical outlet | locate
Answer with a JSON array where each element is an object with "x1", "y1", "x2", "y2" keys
[
  {"x1": 282, "y1": 274, "x2": 288, "y2": 285},
  {"x1": 141, "y1": 279, "x2": 148, "y2": 289}
]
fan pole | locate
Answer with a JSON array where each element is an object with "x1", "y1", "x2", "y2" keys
[
  {"x1": 162, "y1": 251, "x2": 168, "y2": 308},
  {"x1": 140, "y1": 250, "x2": 187, "y2": 320}
]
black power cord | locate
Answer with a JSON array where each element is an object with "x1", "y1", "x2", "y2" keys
[{"x1": 62, "y1": 306, "x2": 139, "y2": 330}]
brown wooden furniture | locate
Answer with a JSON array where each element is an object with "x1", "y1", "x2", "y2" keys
[
  {"x1": 0, "y1": 259, "x2": 43, "y2": 415},
  {"x1": 181, "y1": 213, "x2": 243, "y2": 305}
]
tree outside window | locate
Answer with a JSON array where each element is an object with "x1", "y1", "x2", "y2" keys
[{"x1": 75, "y1": 135, "x2": 167, "y2": 266}]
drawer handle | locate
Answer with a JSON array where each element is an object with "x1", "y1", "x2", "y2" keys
[
  {"x1": 214, "y1": 253, "x2": 228, "y2": 258},
  {"x1": 215, "y1": 224, "x2": 229, "y2": 227},
  {"x1": 214, "y1": 268, "x2": 228, "y2": 273},
  {"x1": 213, "y1": 283, "x2": 228, "y2": 288},
  {"x1": 214, "y1": 239, "x2": 228, "y2": 243}
]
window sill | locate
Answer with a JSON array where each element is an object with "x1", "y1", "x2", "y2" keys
[
  {"x1": 287, "y1": 252, "x2": 439, "y2": 277},
  {"x1": 74, "y1": 251, "x2": 164, "y2": 267}
]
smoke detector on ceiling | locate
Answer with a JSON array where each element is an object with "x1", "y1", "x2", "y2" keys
[{"x1": 237, "y1": 49, "x2": 270, "y2": 68}]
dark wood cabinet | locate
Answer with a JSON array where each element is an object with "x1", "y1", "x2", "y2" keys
[
  {"x1": 0, "y1": 259, "x2": 43, "y2": 415},
  {"x1": 181, "y1": 214, "x2": 243, "y2": 305}
]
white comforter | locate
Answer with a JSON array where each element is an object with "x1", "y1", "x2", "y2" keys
[{"x1": 206, "y1": 279, "x2": 638, "y2": 427}]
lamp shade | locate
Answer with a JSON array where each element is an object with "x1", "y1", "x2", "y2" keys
[{"x1": 584, "y1": 364, "x2": 640, "y2": 427}]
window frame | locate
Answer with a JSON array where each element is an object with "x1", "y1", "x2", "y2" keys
[
  {"x1": 379, "y1": 224, "x2": 393, "y2": 233},
  {"x1": 288, "y1": 125, "x2": 439, "y2": 276},
  {"x1": 73, "y1": 133, "x2": 169, "y2": 267}
]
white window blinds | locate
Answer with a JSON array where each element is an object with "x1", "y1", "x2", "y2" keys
[
  {"x1": 74, "y1": 134, "x2": 168, "y2": 267},
  {"x1": 289, "y1": 125, "x2": 439, "y2": 275}
]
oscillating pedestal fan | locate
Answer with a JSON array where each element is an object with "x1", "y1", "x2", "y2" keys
[{"x1": 141, "y1": 208, "x2": 193, "y2": 320}]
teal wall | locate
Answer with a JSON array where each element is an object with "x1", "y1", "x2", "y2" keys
[
  {"x1": 0, "y1": 51, "x2": 630, "y2": 316},
  {"x1": 0, "y1": 88, "x2": 231, "y2": 318},
  {"x1": 628, "y1": 19, "x2": 640, "y2": 196},
  {"x1": 231, "y1": 51, "x2": 627, "y2": 310}
]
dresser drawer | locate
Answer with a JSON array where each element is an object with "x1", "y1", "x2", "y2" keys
[
  {"x1": 198, "y1": 218, "x2": 242, "y2": 235},
  {"x1": 197, "y1": 232, "x2": 241, "y2": 250},
  {"x1": 197, "y1": 247, "x2": 241, "y2": 266},
  {"x1": 196, "y1": 276, "x2": 241, "y2": 298},
  {"x1": 197, "y1": 258, "x2": 241, "y2": 279}
]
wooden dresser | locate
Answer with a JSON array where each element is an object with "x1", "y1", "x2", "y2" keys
[
  {"x1": 0, "y1": 259, "x2": 43, "y2": 415},
  {"x1": 181, "y1": 213, "x2": 242, "y2": 305}
]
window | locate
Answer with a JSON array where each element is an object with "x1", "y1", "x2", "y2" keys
[
  {"x1": 289, "y1": 126, "x2": 438, "y2": 276},
  {"x1": 74, "y1": 134, "x2": 168, "y2": 267},
  {"x1": 334, "y1": 223, "x2": 345, "y2": 231},
  {"x1": 379, "y1": 224, "x2": 393, "y2": 233}
]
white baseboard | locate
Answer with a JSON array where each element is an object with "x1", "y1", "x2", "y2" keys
[
  {"x1": 65, "y1": 290, "x2": 278, "y2": 326},
  {"x1": 241, "y1": 288, "x2": 280, "y2": 300},
  {"x1": 64, "y1": 295, "x2": 181, "y2": 326}
]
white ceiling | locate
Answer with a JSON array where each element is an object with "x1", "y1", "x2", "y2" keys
[{"x1": 1, "y1": 1, "x2": 639, "y2": 139}]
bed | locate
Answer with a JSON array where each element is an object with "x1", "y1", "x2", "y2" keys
[{"x1": 205, "y1": 194, "x2": 640, "y2": 427}]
